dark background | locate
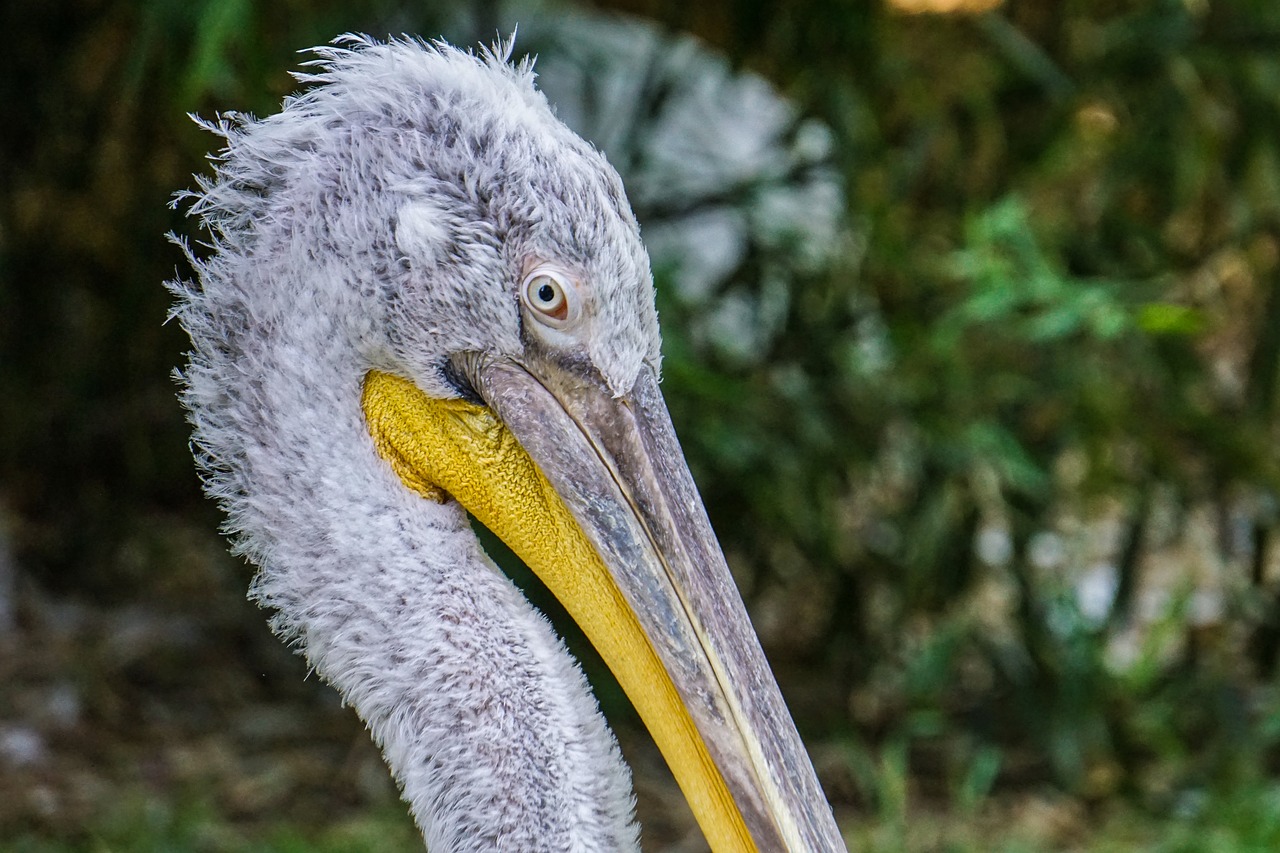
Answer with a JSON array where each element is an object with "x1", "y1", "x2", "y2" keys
[{"x1": 4, "y1": 0, "x2": 1280, "y2": 849}]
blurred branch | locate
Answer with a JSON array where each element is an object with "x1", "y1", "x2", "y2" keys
[{"x1": 972, "y1": 13, "x2": 1073, "y2": 101}]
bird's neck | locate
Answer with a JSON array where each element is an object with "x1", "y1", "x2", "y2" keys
[{"x1": 191, "y1": 270, "x2": 638, "y2": 850}]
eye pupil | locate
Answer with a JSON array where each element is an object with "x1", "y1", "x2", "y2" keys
[{"x1": 537, "y1": 283, "x2": 556, "y2": 303}]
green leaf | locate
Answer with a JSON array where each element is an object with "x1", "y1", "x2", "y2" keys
[{"x1": 1138, "y1": 302, "x2": 1207, "y2": 336}]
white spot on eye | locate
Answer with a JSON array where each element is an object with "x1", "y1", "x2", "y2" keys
[{"x1": 395, "y1": 201, "x2": 449, "y2": 267}]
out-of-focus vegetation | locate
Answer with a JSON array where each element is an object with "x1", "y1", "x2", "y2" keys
[{"x1": 4, "y1": 0, "x2": 1280, "y2": 849}]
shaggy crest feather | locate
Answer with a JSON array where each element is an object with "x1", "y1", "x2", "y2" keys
[{"x1": 169, "y1": 35, "x2": 657, "y2": 851}]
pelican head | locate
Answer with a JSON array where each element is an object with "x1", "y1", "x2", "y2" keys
[{"x1": 172, "y1": 35, "x2": 843, "y2": 851}]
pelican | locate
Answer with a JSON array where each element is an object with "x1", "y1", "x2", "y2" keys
[{"x1": 170, "y1": 35, "x2": 844, "y2": 852}]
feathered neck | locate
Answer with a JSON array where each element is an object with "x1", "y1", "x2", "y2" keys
[{"x1": 169, "y1": 42, "x2": 641, "y2": 851}]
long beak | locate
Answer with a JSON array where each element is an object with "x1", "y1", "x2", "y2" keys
[{"x1": 362, "y1": 357, "x2": 843, "y2": 852}]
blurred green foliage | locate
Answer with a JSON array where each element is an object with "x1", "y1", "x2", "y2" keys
[
  {"x1": 5, "y1": 0, "x2": 1280, "y2": 848},
  {"x1": 627, "y1": 2, "x2": 1280, "y2": 819}
]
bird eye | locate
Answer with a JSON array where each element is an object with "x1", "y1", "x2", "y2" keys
[{"x1": 521, "y1": 269, "x2": 573, "y2": 326}]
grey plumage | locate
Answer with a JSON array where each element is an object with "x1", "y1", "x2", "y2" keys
[{"x1": 171, "y1": 36, "x2": 647, "y2": 850}]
